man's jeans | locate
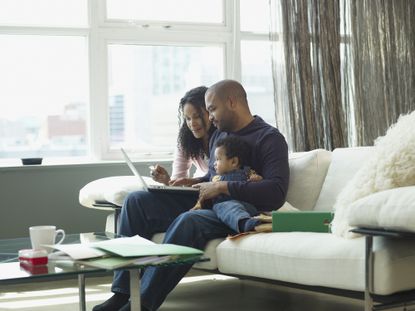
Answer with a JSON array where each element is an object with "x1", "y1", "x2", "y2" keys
[{"x1": 111, "y1": 190, "x2": 244, "y2": 310}]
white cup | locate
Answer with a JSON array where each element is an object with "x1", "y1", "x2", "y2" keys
[{"x1": 29, "y1": 225, "x2": 65, "y2": 252}]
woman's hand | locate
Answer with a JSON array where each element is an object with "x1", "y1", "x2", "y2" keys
[
  {"x1": 169, "y1": 177, "x2": 198, "y2": 187},
  {"x1": 150, "y1": 164, "x2": 170, "y2": 185}
]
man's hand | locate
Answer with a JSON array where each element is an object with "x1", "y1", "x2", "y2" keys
[{"x1": 193, "y1": 181, "x2": 229, "y2": 202}]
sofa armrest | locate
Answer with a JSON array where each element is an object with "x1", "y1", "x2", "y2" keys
[{"x1": 79, "y1": 175, "x2": 162, "y2": 208}]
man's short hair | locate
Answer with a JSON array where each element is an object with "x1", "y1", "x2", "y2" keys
[{"x1": 207, "y1": 79, "x2": 247, "y2": 104}]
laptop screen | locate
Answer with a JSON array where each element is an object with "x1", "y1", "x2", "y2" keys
[{"x1": 120, "y1": 148, "x2": 149, "y2": 191}]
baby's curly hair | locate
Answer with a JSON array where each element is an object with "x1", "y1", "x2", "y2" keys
[{"x1": 215, "y1": 136, "x2": 251, "y2": 168}]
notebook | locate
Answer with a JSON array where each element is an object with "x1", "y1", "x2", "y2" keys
[
  {"x1": 121, "y1": 148, "x2": 199, "y2": 195},
  {"x1": 272, "y1": 211, "x2": 334, "y2": 233}
]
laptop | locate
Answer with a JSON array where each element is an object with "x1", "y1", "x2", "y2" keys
[{"x1": 121, "y1": 148, "x2": 199, "y2": 195}]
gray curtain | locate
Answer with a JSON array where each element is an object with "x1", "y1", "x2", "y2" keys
[
  {"x1": 344, "y1": 0, "x2": 415, "y2": 146},
  {"x1": 270, "y1": 0, "x2": 415, "y2": 151}
]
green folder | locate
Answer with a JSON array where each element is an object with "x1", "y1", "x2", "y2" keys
[
  {"x1": 95, "y1": 243, "x2": 203, "y2": 258},
  {"x1": 272, "y1": 211, "x2": 334, "y2": 233},
  {"x1": 76, "y1": 255, "x2": 171, "y2": 270},
  {"x1": 77, "y1": 256, "x2": 148, "y2": 270}
]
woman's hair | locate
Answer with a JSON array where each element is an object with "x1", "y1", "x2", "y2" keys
[
  {"x1": 177, "y1": 86, "x2": 215, "y2": 159},
  {"x1": 215, "y1": 136, "x2": 251, "y2": 168}
]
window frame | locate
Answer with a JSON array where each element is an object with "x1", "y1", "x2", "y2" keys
[{"x1": 0, "y1": 0, "x2": 275, "y2": 162}]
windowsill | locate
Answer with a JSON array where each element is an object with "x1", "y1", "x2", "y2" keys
[{"x1": 0, "y1": 156, "x2": 174, "y2": 170}]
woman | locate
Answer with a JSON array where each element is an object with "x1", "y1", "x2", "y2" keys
[{"x1": 151, "y1": 86, "x2": 215, "y2": 186}]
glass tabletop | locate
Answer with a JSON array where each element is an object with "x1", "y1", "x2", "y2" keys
[
  {"x1": 0, "y1": 232, "x2": 206, "y2": 283},
  {"x1": 0, "y1": 232, "x2": 117, "y2": 263}
]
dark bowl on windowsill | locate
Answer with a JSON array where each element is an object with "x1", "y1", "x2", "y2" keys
[{"x1": 21, "y1": 158, "x2": 43, "y2": 165}]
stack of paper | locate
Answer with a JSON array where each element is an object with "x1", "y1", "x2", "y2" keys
[
  {"x1": 46, "y1": 244, "x2": 107, "y2": 260},
  {"x1": 46, "y1": 235, "x2": 203, "y2": 270}
]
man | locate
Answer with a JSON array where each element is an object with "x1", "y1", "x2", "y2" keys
[{"x1": 93, "y1": 79, "x2": 289, "y2": 311}]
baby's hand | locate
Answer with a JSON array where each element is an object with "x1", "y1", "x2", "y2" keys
[
  {"x1": 190, "y1": 199, "x2": 203, "y2": 210},
  {"x1": 248, "y1": 169, "x2": 263, "y2": 182}
]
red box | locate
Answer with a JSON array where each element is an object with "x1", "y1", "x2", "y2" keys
[{"x1": 18, "y1": 249, "x2": 48, "y2": 266}]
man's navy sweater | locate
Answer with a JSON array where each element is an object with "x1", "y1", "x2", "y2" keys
[{"x1": 202, "y1": 116, "x2": 290, "y2": 212}]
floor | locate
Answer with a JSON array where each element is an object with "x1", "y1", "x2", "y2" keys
[{"x1": 0, "y1": 270, "x2": 368, "y2": 311}]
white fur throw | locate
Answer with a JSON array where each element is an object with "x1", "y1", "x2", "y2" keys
[{"x1": 331, "y1": 110, "x2": 415, "y2": 238}]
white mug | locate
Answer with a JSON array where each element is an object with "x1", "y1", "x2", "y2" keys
[{"x1": 29, "y1": 225, "x2": 65, "y2": 252}]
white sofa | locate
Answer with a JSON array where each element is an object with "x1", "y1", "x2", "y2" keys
[{"x1": 79, "y1": 147, "x2": 415, "y2": 308}]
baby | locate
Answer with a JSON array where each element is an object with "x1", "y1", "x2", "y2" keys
[{"x1": 192, "y1": 136, "x2": 263, "y2": 233}]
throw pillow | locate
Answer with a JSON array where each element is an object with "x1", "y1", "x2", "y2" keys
[
  {"x1": 278, "y1": 201, "x2": 300, "y2": 212},
  {"x1": 331, "y1": 110, "x2": 415, "y2": 238},
  {"x1": 347, "y1": 186, "x2": 415, "y2": 232},
  {"x1": 285, "y1": 149, "x2": 332, "y2": 211}
]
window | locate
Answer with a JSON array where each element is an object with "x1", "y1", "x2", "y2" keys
[
  {"x1": 0, "y1": 0, "x2": 87, "y2": 27},
  {"x1": 239, "y1": 0, "x2": 276, "y2": 126},
  {"x1": 108, "y1": 44, "x2": 224, "y2": 152},
  {"x1": 241, "y1": 41, "x2": 274, "y2": 126},
  {"x1": 0, "y1": 0, "x2": 88, "y2": 160},
  {"x1": 106, "y1": 0, "x2": 223, "y2": 24},
  {"x1": 0, "y1": 0, "x2": 274, "y2": 162},
  {"x1": 0, "y1": 35, "x2": 88, "y2": 158},
  {"x1": 240, "y1": 0, "x2": 270, "y2": 33}
]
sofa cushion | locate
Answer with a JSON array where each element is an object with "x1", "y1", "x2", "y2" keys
[
  {"x1": 150, "y1": 202, "x2": 298, "y2": 270},
  {"x1": 286, "y1": 149, "x2": 332, "y2": 211},
  {"x1": 313, "y1": 147, "x2": 374, "y2": 212},
  {"x1": 216, "y1": 232, "x2": 415, "y2": 295},
  {"x1": 347, "y1": 186, "x2": 415, "y2": 232}
]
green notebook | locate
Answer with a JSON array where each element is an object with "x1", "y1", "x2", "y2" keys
[{"x1": 272, "y1": 211, "x2": 334, "y2": 233}]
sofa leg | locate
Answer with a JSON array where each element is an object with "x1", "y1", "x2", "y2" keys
[
  {"x1": 365, "y1": 236, "x2": 374, "y2": 311},
  {"x1": 104, "y1": 208, "x2": 121, "y2": 234},
  {"x1": 114, "y1": 208, "x2": 120, "y2": 233}
]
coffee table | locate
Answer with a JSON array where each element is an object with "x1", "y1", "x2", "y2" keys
[{"x1": 0, "y1": 232, "x2": 207, "y2": 311}]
